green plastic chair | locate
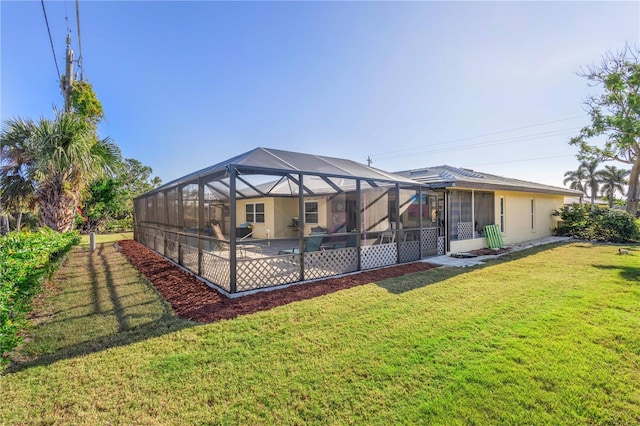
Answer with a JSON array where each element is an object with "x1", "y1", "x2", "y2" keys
[{"x1": 279, "y1": 232, "x2": 326, "y2": 255}]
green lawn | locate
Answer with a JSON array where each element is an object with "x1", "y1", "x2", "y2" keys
[
  {"x1": 2, "y1": 242, "x2": 639, "y2": 424},
  {"x1": 79, "y1": 232, "x2": 133, "y2": 246}
]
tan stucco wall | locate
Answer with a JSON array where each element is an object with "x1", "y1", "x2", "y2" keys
[
  {"x1": 496, "y1": 190, "x2": 563, "y2": 245},
  {"x1": 449, "y1": 238, "x2": 487, "y2": 253},
  {"x1": 300, "y1": 196, "x2": 329, "y2": 235},
  {"x1": 449, "y1": 189, "x2": 564, "y2": 253},
  {"x1": 273, "y1": 198, "x2": 298, "y2": 238},
  {"x1": 236, "y1": 196, "x2": 330, "y2": 239},
  {"x1": 235, "y1": 197, "x2": 275, "y2": 239}
]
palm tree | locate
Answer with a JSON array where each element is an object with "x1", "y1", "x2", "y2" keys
[
  {"x1": 564, "y1": 160, "x2": 601, "y2": 209},
  {"x1": 0, "y1": 176, "x2": 35, "y2": 231},
  {"x1": 0, "y1": 110, "x2": 120, "y2": 232},
  {"x1": 563, "y1": 168, "x2": 587, "y2": 193},
  {"x1": 597, "y1": 165, "x2": 630, "y2": 208},
  {"x1": 581, "y1": 159, "x2": 601, "y2": 210},
  {"x1": 0, "y1": 117, "x2": 37, "y2": 231}
]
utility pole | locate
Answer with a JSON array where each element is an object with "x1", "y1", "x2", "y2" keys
[
  {"x1": 366, "y1": 156, "x2": 372, "y2": 167},
  {"x1": 62, "y1": 32, "x2": 74, "y2": 112}
]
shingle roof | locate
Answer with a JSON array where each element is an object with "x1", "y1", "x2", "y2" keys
[{"x1": 395, "y1": 165, "x2": 583, "y2": 197}]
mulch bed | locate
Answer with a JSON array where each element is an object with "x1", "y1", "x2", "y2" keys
[{"x1": 117, "y1": 240, "x2": 439, "y2": 323}]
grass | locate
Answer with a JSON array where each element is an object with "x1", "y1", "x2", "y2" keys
[
  {"x1": 1, "y1": 242, "x2": 639, "y2": 424},
  {"x1": 79, "y1": 232, "x2": 133, "y2": 246}
]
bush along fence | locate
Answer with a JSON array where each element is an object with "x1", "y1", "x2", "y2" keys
[{"x1": 0, "y1": 229, "x2": 80, "y2": 365}]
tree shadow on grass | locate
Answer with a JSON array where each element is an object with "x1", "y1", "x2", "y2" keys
[
  {"x1": 375, "y1": 265, "x2": 472, "y2": 294},
  {"x1": 5, "y1": 317, "x2": 194, "y2": 374},
  {"x1": 377, "y1": 242, "x2": 574, "y2": 294},
  {"x1": 591, "y1": 264, "x2": 640, "y2": 282},
  {"x1": 4, "y1": 244, "x2": 196, "y2": 374},
  {"x1": 573, "y1": 242, "x2": 640, "y2": 282},
  {"x1": 3, "y1": 241, "x2": 580, "y2": 373}
]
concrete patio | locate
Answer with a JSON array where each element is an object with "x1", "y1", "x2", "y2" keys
[{"x1": 424, "y1": 236, "x2": 573, "y2": 267}]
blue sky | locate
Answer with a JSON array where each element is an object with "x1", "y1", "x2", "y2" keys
[{"x1": 2, "y1": 1, "x2": 639, "y2": 188}]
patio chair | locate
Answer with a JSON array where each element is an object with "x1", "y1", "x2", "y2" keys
[
  {"x1": 210, "y1": 224, "x2": 263, "y2": 256},
  {"x1": 211, "y1": 224, "x2": 228, "y2": 249},
  {"x1": 377, "y1": 230, "x2": 395, "y2": 244},
  {"x1": 333, "y1": 232, "x2": 358, "y2": 249},
  {"x1": 278, "y1": 232, "x2": 328, "y2": 255}
]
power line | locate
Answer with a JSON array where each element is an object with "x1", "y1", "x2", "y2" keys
[
  {"x1": 75, "y1": 0, "x2": 84, "y2": 80},
  {"x1": 40, "y1": 0, "x2": 61, "y2": 81},
  {"x1": 64, "y1": 0, "x2": 69, "y2": 33},
  {"x1": 461, "y1": 154, "x2": 576, "y2": 168},
  {"x1": 371, "y1": 114, "x2": 588, "y2": 159},
  {"x1": 376, "y1": 127, "x2": 581, "y2": 161}
]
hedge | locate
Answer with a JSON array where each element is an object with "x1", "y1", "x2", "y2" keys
[{"x1": 0, "y1": 229, "x2": 80, "y2": 365}]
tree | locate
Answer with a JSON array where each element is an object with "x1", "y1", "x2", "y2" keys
[
  {"x1": 1, "y1": 118, "x2": 36, "y2": 232},
  {"x1": 563, "y1": 160, "x2": 600, "y2": 208},
  {"x1": 69, "y1": 80, "x2": 104, "y2": 129},
  {"x1": 117, "y1": 158, "x2": 162, "y2": 198},
  {"x1": 79, "y1": 158, "x2": 161, "y2": 232},
  {"x1": 0, "y1": 177, "x2": 34, "y2": 231},
  {"x1": 0, "y1": 110, "x2": 120, "y2": 232},
  {"x1": 597, "y1": 165, "x2": 630, "y2": 208},
  {"x1": 581, "y1": 159, "x2": 601, "y2": 210},
  {"x1": 570, "y1": 44, "x2": 640, "y2": 216},
  {"x1": 563, "y1": 167, "x2": 587, "y2": 193},
  {"x1": 0, "y1": 117, "x2": 38, "y2": 231}
]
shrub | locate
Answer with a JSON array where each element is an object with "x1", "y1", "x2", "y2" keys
[
  {"x1": 554, "y1": 203, "x2": 591, "y2": 237},
  {"x1": 0, "y1": 229, "x2": 80, "y2": 365},
  {"x1": 101, "y1": 217, "x2": 133, "y2": 233},
  {"x1": 554, "y1": 203, "x2": 640, "y2": 242},
  {"x1": 593, "y1": 209, "x2": 640, "y2": 242}
]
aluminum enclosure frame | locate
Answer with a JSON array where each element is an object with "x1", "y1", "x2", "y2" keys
[{"x1": 134, "y1": 148, "x2": 443, "y2": 295}]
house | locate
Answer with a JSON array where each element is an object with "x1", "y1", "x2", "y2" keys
[
  {"x1": 133, "y1": 148, "x2": 581, "y2": 296},
  {"x1": 395, "y1": 165, "x2": 583, "y2": 254}
]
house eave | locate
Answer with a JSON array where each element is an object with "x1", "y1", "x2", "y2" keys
[{"x1": 434, "y1": 181, "x2": 582, "y2": 197}]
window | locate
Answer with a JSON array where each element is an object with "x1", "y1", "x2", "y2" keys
[
  {"x1": 305, "y1": 201, "x2": 319, "y2": 224},
  {"x1": 245, "y1": 202, "x2": 265, "y2": 223},
  {"x1": 530, "y1": 198, "x2": 535, "y2": 231},
  {"x1": 499, "y1": 197, "x2": 505, "y2": 233}
]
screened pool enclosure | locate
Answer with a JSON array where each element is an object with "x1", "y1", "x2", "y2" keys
[{"x1": 133, "y1": 148, "x2": 444, "y2": 296}]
